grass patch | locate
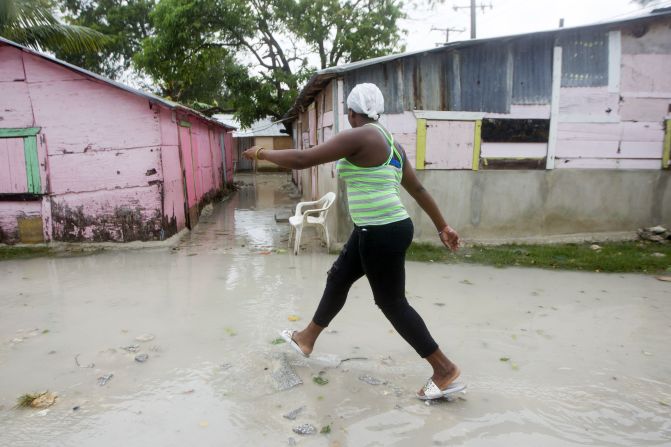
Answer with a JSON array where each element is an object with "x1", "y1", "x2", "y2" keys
[
  {"x1": 16, "y1": 393, "x2": 42, "y2": 408},
  {"x1": 0, "y1": 246, "x2": 54, "y2": 261},
  {"x1": 406, "y1": 241, "x2": 671, "y2": 273},
  {"x1": 0, "y1": 245, "x2": 106, "y2": 261}
]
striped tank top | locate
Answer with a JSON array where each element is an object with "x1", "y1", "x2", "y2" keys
[{"x1": 336, "y1": 123, "x2": 410, "y2": 226}]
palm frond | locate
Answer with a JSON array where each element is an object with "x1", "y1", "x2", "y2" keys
[
  {"x1": 1, "y1": 0, "x2": 106, "y2": 54},
  {"x1": 7, "y1": 23, "x2": 107, "y2": 53}
]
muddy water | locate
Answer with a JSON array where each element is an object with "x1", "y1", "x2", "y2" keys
[{"x1": 1, "y1": 173, "x2": 670, "y2": 447}]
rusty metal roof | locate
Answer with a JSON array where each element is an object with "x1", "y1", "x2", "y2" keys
[
  {"x1": 284, "y1": 8, "x2": 671, "y2": 120},
  {"x1": 0, "y1": 36, "x2": 235, "y2": 130}
]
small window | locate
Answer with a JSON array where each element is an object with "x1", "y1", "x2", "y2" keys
[
  {"x1": 0, "y1": 128, "x2": 41, "y2": 197},
  {"x1": 481, "y1": 119, "x2": 549, "y2": 142},
  {"x1": 479, "y1": 119, "x2": 550, "y2": 170}
]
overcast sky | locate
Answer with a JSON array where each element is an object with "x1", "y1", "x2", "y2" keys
[{"x1": 400, "y1": 0, "x2": 667, "y2": 51}]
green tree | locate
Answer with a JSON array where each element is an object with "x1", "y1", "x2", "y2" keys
[
  {"x1": 133, "y1": 0, "x2": 242, "y2": 110},
  {"x1": 0, "y1": 0, "x2": 104, "y2": 54},
  {"x1": 284, "y1": 0, "x2": 405, "y2": 69},
  {"x1": 136, "y1": 0, "x2": 405, "y2": 126},
  {"x1": 57, "y1": 0, "x2": 154, "y2": 79}
]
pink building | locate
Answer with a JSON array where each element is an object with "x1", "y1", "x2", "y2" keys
[{"x1": 0, "y1": 37, "x2": 235, "y2": 244}]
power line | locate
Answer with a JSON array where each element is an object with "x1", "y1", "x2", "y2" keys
[
  {"x1": 430, "y1": 26, "x2": 466, "y2": 44},
  {"x1": 452, "y1": 0, "x2": 494, "y2": 38}
]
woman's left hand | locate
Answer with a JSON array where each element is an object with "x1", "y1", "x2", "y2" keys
[
  {"x1": 439, "y1": 225, "x2": 460, "y2": 251},
  {"x1": 242, "y1": 146, "x2": 262, "y2": 160}
]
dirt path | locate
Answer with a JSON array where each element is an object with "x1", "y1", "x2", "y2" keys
[{"x1": 1, "y1": 173, "x2": 669, "y2": 446}]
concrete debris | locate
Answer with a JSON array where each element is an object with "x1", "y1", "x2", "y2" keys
[
  {"x1": 270, "y1": 353, "x2": 303, "y2": 391},
  {"x1": 637, "y1": 226, "x2": 670, "y2": 244},
  {"x1": 74, "y1": 354, "x2": 95, "y2": 368},
  {"x1": 359, "y1": 375, "x2": 386, "y2": 386},
  {"x1": 283, "y1": 406, "x2": 305, "y2": 420},
  {"x1": 134, "y1": 353, "x2": 149, "y2": 363},
  {"x1": 97, "y1": 374, "x2": 113, "y2": 386},
  {"x1": 121, "y1": 344, "x2": 140, "y2": 352},
  {"x1": 292, "y1": 424, "x2": 317, "y2": 435}
]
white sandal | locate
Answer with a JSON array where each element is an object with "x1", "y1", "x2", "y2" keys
[
  {"x1": 417, "y1": 379, "x2": 466, "y2": 400},
  {"x1": 280, "y1": 329, "x2": 309, "y2": 358}
]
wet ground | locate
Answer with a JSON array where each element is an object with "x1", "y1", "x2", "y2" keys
[{"x1": 1, "y1": 173, "x2": 670, "y2": 447}]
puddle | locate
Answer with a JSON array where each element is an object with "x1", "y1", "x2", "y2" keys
[{"x1": 0, "y1": 173, "x2": 670, "y2": 446}]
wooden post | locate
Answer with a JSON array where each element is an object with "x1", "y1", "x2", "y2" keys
[
  {"x1": 546, "y1": 46, "x2": 562, "y2": 170},
  {"x1": 472, "y1": 119, "x2": 482, "y2": 171},
  {"x1": 608, "y1": 30, "x2": 621, "y2": 94},
  {"x1": 663, "y1": 119, "x2": 671, "y2": 169},
  {"x1": 416, "y1": 118, "x2": 427, "y2": 170}
]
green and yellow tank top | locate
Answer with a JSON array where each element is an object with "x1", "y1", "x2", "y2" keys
[{"x1": 336, "y1": 123, "x2": 409, "y2": 226}]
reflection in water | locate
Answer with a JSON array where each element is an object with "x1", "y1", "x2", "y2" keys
[{"x1": 179, "y1": 173, "x2": 298, "y2": 254}]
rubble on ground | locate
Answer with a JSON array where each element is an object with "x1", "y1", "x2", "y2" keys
[{"x1": 637, "y1": 226, "x2": 670, "y2": 244}]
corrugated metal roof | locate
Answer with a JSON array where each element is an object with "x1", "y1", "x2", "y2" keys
[
  {"x1": 285, "y1": 9, "x2": 671, "y2": 120},
  {"x1": 0, "y1": 36, "x2": 235, "y2": 130},
  {"x1": 458, "y1": 42, "x2": 511, "y2": 113},
  {"x1": 512, "y1": 38, "x2": 553, "y2": 104}
]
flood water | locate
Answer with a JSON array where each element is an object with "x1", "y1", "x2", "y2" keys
[{"x1": 1, "y1": 173, "x2": 670, "y2": 447}]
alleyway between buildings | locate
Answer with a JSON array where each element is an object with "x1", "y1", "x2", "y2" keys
[{"x1": 1, "y1": 173, "x2": 669, "y2": 446}]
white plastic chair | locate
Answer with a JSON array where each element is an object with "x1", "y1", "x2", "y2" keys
[{"x1": 288, "y1": 192, "x2": 336, "y2": 255}]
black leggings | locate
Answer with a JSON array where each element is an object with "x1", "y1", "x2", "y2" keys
[{"x1": 312, "y1": 218, "x2": 439, "y2": 358}]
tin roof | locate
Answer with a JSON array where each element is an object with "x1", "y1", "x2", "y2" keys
[
  {"x1": 0, "y1": 36, "x2": 235, "y2": 130},
  {"x1": 285, "y1": 8, "x2": 671, "y2": 120}
]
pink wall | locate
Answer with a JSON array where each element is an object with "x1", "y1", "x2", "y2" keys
[
  {"x1": 0, "y1": 201, "x2": 41, "y2": 243},
  {"x1": 159, "y1": 107, "x2": 186, "y2": 232},
  {"x1": 555, "y1": 24, "x2": 670, "y2": 169},
  {"x1": 0, "y1": 42, "x2": 232, "y2": 243}
]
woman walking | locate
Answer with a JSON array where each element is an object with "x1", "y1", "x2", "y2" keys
[{"x1": 242, "y1": 83, "x2": 462, "y2": 400}]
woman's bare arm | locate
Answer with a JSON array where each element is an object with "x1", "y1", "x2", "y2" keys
[{"x1": 242, "y1": 128, "x2": 367, "y2": 169}]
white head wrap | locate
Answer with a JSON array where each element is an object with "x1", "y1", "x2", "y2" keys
[{"x1": 346, "y1": 83, "x2": 384, "y2": 121}]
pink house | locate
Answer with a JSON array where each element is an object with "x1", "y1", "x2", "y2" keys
[{"x1": 0, "y1": 37, "x2": 235, "y2": 244}]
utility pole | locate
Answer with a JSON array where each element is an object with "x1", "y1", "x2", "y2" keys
[
  {"x1": 430, "y1": 26, "x2": 466, "y2": 44},
  {"x1": 452, "y1": 1, "x2": 493, "y2": 39}
]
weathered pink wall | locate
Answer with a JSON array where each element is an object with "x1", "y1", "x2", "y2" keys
[
  {"x1": 51, "y1": 185, "x2": 163, "y2": 241},
  {"x1": 178, "y1": 124, "x2": 196, "y2": 210},
  {"x1": 425, "y1": 120, "x2": 475, "y2": 169},
  {"x1": 0, "y1": 42, "x2": 232, "y2": 243},
  {"x1": 193, "y1": 121, "x2": 213, "y2": 197},
  {"x1": 0, "y1": 201, "x2": 41, "y2": 242},
  {"x1": 555, "y1": 23, "x2": 670, "y2": 169},
  {"x1": 159, "y1": 107, "x2": 186, "y2": 232}
]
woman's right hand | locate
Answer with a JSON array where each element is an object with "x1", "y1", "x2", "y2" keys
[
  {"x1": 242, "y1": 145, "x2": 263, "y2": 160},
  {"x1": 439, "y1": 225, "x2": 460, "y2": 251}
]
